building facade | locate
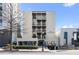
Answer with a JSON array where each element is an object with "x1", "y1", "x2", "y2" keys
[
  {"x1": 17, "y1": 11, "x2": 56, "y2": 47},
  {"x1": 60, "y1": 28, "x2": 79, "y2": 47},
  {"x1": 0, "y1": 3, "x2": 19, "y2": 47}
]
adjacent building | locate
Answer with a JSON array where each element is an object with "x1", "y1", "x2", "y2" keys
[
  {"x1": 0, "y1": 3, "x2": 19, "y2": 47},
  {"x1": 60, "y1": 28, "x2": 79, "y2": 47}
]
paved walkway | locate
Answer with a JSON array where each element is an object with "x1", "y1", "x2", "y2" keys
[
  {"x1": 0, "y1": 48, "x2": 79, "y2": 55},
  {"x1": 18, "y1": 48, "x2": 50, "y2": 52}
]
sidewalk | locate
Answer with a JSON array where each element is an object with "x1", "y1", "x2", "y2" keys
[{"x1": 18, "y1": 48, "x2": 50, "y2": 52}]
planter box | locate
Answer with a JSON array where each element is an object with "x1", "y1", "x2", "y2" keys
[{"x1": 13, "y1": 45, "x2": 38, "y2": 49}]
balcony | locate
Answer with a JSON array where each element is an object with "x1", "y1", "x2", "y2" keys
[
  {"x1": 32, "y1": 13, "x2": 36, "y2": 19},
  {"x1": 42, "y1": 29, "x2": 46, "y2": 32},
  {"x1": 42, "y1": 19, "x2": 46, "y2": 21},
  {"x1": 32, "y1": 29, "x2": 37, "y2": 32},
  {"x1": 32, "y1": 26, "x2": 37, "y2": 29},
  {"x1": 32, "y1": 22, "x2": 37, "y2": 26},
  {"x1": 42, "y1": 26, "x2": 46, "y2": 28},
  {"x1": 42, "y1": 16, "x2": 46, "y2": 20},
  {"x1": 37, "y1": 23, "x2": 41, "y2": 26},
  {"x1": 42, "y1": 23, "x2": 46, "y2": 26},
  {"x1": 32, "y1": 23, "x2": 37, "y2": 26},
  {"x1": 37, "y1": 29, "x2": 42, "y2": 33},
  {"x1": 36, "y1": 16, "x2": 42, "y2": 20}
]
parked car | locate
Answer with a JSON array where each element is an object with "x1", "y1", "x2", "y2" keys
[{"x1": 47, "y1": 42, "x2": 58, "y2": 50}]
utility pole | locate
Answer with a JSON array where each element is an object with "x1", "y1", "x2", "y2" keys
[{"x1": 42, "y1": 32, "x2": 44, "y2": 52}]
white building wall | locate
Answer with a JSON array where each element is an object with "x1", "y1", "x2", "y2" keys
[
  {"x1": 17, "y1": 11, "x2": 56, "y2": 46},
  {"x1": 60, "y1": 28, "x2": 77, "y2": 46},
  {"x1": 17, "y1": 11, "x2": 38, "y2": 42},
  {"x1": 24, "y1": 12, "x2": 32, "y2": 39},
  {"x1": 46, "y1": 11, "x2": 56, "y2": 44}
]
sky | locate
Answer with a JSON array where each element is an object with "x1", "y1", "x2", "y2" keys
[{"x1": 19, "y1": 3, "x2": 79, "y2": 31}]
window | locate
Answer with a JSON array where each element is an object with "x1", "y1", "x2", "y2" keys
[
  {"x1": 33, "y1": 28, "x2": 36, "y2": 32},
  {"x1": 27, "y1": 41, "x2": 32, "y2": 45},
  {"x1": 0, "y1": 19, "x2": 2, "y2": 26},
  {"x1": 0, "y1": 11, "x2": 2, "y2": 16},
  {"x1": 37, "y1": 13, "x2": 41, "y2": 15},
  {"x1": 33, "y1": 41, "x2": 36, "y2": 45},
  {"x1": 32, "y1": 13, "x2": 36, "y2": 19},
  {"x1": 32, "y1": 34, "x2": 36, "y2": 38},
  {"x1": 42, "y1": 33, "x2": 46, "y2": 39},
  {"x1": 42, "y1": 13, "x2": 46, "y2": 15},
  {"x1": 18, "y1": 41, "x2": 22, "y2": 45},
  {"x1": 23, "y1": 41, "x2": 27, "y2": 45},
  {"x1": 0, "y1": 6, "x2": 2, "y2": 11},
  {"x1": 37, "y1": 21, "x2": 41, "y2": 25},
  {"x1": 0, "y1": 3, "x2": 2, "y2": 5},
  {"x1": 42, "y1": 21, "x2": 46, "y2": 25},
  {"x1": 37, "y1": 35, "x2": 41, "y2": 39},
  {"x1": 64, "y1": 32, "x2": 68, "y2": 44},
  {"x1": 64, "y1": 32, "x2": 68, "y2": 39}
]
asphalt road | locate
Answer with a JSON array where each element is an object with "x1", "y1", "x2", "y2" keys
[{"x1": 0, "y1": 50, "x2": 79, "y2": 55}]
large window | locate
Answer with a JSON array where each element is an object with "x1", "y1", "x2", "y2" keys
[
  {"x1": 0, "y1": 6, "x2": 2, "y2": 16},
  {"x1": 64, "y1": 32, "x2": 68, "y2": 44},
  {"x1": 32, "y1": 13, "x2": 36, "y2": 19},
  {"x1": 64, "y1": 32, "x2": 68, "y2": 39},
  {"x1": 0, "y1": 6, "x2": 2, "y2": 11},
  {"x1": 0, "y1": 19, "x2": 2, "y2": 26},
  {"x1": 0, "y1": 3, "x2": 2, "y2": 5},
  {"x1": 18, "y1": 41, "x2": 22, "y2": 45},
  {"x1": 32, "y1": 34, "x2": 36, "y2": 38},
  {"x1": 0, "y1": 11, "x2": 2, "y2": 16}
]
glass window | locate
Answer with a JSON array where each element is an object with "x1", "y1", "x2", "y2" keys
[
  {"x1": 0, "y1": 11, "x2": 2, "y2": 16},
  {"x1": 23, "y1": 41, "x2": 27, "y2": 45},
  {"x1": 32, "y1": 34, "x2": 36, "y2": 38},
  {"x1": 0, "y1": 6, "x2": 2, "y2": 11},
  {"x1": 27, "y1": 41, "x2": 32, "y2": 45},
  {"x1": 42, "y1": 13, "x2": 46, "y2": 15},
  {"x1": 0, "y1": 3, "x2": 2, "y2": 5},
  {"x1": 18, "y1": 41, "x2": 22, "y2": 45},
  {"x1": 64, "y1": 32, "x2": 68, "y2": 44},
  {"x1": 0, "y1": 19, "x2": 2, "y2": 26},
  {"x1": 64, "y1": 32, "x2": 68, "y2": 39},
  {"x1": 37, "y1": 35, "x2": 41, "y2": 39},
  {"x1": 32, "y1": 13, "x2": 36, "y2": 19}
]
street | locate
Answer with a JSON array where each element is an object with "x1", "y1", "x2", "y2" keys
[
  {"x1": 0, "y1": 50, "x2": 79, "y2": 55},
  {"x1": 0, "y1": 48, "x2": 79, "y2": 55}
]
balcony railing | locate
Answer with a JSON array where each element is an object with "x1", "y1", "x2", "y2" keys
[
  {"x1": 37, "y1": 23, "x2": 41, "y2": 25},
  {"x1": 37, "y1": 30, "x2": 42, "y2": 33},
  {"x1": 42, "y1": 23, "x2": 46, "y2": 26},
  {"x1": 32, "y1": 22, "x2": 37, "y2": 26},
  {"x1": 36, "y1": 16, "x2": 42, "y2": 20},
  {"x1": 42, "y1": 30, "x2": 46, "y2": 32},
  {"x1": 42, "y1": 16, "x2": 46, "y2": 20}
]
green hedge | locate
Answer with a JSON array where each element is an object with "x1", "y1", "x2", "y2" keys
[{"x1": 13, "y1": 45, "x2": 38, "y2": 49}]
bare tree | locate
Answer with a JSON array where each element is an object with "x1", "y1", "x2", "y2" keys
[{"x1": 2, "y1": 3, "x2": 21, "y2": 51}]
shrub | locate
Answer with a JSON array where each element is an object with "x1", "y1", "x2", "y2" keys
[{"x1": 13, "y1": 45, "x2": 38, "y2": 49}]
